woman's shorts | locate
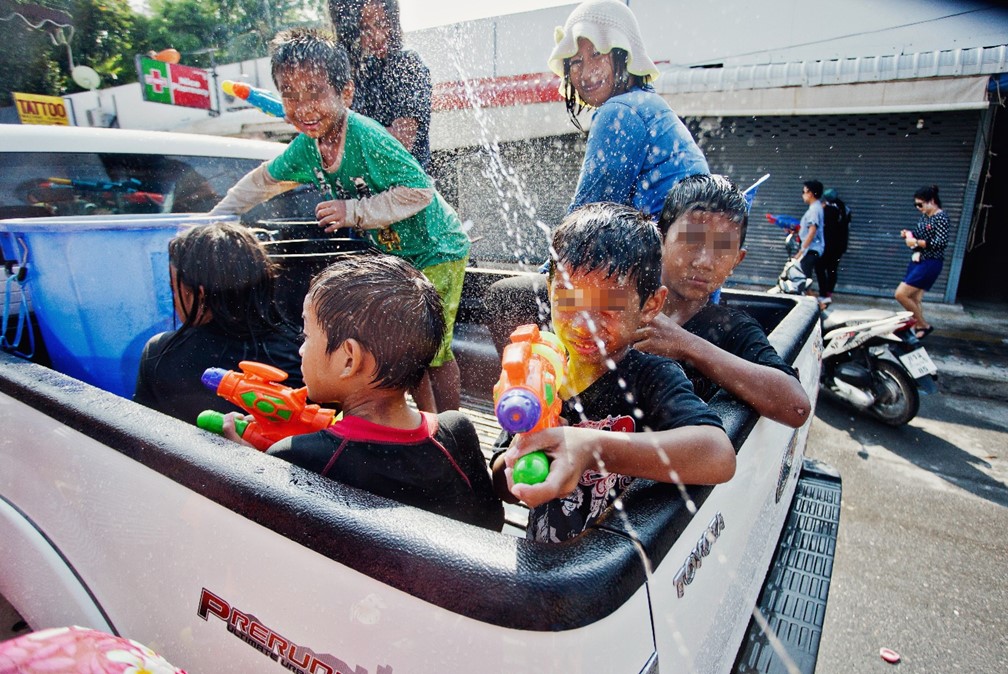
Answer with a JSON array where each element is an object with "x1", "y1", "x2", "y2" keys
[
  {"x1": 903, "y1": 258, "x2": 943, "y2": 291},
  {"x1": 422, "y1": 256, "x2": 468, "y2": 367}
]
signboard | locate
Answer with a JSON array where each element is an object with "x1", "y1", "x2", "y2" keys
[
  {"x1": 13, "y1": 92, "x2": 71, "y2": 125},
  {"x1": 135, "y1": 55, "x2": 212, "y2": 110}
]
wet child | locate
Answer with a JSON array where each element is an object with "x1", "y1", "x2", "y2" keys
[
  {"x1": 482, "y1": 0, "x2": 709, "y2": 357},
  {"x1": 211, "y1": 28, "x2": 469, "y2": 413},
  {"x1": 493, "y1": 202, "x2": 735, "y2": 543},
  {"x1": 134, "y1": 221, "x2": 302, "y2": 423},
  {"x1": 634, "y1": 174, "x2": 811, "y2": 427},
  {"x1": 224, "y1": 255, "x2": 504, "y2": 531}
]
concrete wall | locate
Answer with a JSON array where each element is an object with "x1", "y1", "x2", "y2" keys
[{"x1": 25, "y1": 0, "x2": 1004, "y2": 134}]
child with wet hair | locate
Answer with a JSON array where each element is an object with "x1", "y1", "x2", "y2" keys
[
  {"x1": 211, "y1": 27, "x2": 469, "y2": 414},
  {"x1": 493, "y1": 202, "x2": 734, "y2": 543},
  {"x1": 226, "y1": 254, "x2": 504, "y2": 531},
  {"x1": 634, "y1": 174, "x2": 811, "y2": 427},
  {"x1": 482, "y1": 0, "x2": 709, "y2": 357},
  {"x1": 134, "y1": 221, "x2": 303, "y2": 423}
]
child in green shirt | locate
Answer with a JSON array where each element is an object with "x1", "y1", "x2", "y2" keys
[{"x1": 212, "y1": 28, "x2": 468, "y2": 412}]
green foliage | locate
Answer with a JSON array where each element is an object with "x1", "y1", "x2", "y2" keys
[
  {"x1": 140, "y1": 0, "x2": 222, "y2": 68},
  {"x1": 0, "y1": 14, "x2": 61, "y2": 104},
  {"x1": 214, "y1": 0, "x2": 325, "y2": 62},
  {"x1": 1, "y1": 0, "x2": 324, "y2": 107},
  {"x1": 65, "y1": 0, "x2": 138, "y2": 88}
]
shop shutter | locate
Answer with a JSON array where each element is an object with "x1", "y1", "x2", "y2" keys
[{"x1": 692, "y1": 110, "x2": 980, "y2": 300}]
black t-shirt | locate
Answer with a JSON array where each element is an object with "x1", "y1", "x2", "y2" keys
[
  {"x1": 133, "y1": 323, "x2": 303, "y2": 424},
  {"x1": 353, "y1": 50, "x2": 432, "y2": 170},
  {"x1": 527, "y1": 349, "x2": 724, "y2": 543},
  {"x1": 269, "y1": 411, "x2": 504, "y2": 531},
  {"x1": 681, "y1": 303, "x2": 798, "y2": 401}
]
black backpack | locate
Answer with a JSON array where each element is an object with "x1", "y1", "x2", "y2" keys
[{"x1": 823, "y1": 197, "x2": 851, "y2": 254}]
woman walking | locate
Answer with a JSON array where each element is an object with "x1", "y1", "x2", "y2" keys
[{"x1": 895, "y1": 185, "x2": 950, "y2": 339}]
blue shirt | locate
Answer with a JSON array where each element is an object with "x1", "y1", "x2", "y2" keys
[
  {"x1": 569, "y1": 88, "x2": 709, "y2": 218},
  {"x1": 799, "y1": 200, "x2": 825, "y2": 255}
]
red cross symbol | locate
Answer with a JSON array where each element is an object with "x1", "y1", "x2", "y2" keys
[{"x1": 145, "y1": 68, "x2": 167, "y2": 94}]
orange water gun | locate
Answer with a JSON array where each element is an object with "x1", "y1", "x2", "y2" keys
[
  {"x1": 492, "y1": 324, "x2": 568, "y2": 484},
  {"x1": 196, "y1": 361, "x2": 336, "y2": 451}
]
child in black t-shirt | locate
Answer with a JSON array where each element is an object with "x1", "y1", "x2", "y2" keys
[
  {"x1": 223, "y1": 254, "x2": 503, "y2": 531},
  {"x1": 493, "y1": 202, "x2": 735, "y2": 543},
  {"x1": 134, "y1": 221, "x2": 303, "y2": 423},
  {"x1": 633, "y1": 174, "x2": 811, "y2": 428}
]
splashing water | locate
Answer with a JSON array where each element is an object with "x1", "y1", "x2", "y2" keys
[{"x1": 436, "y1": 41, "x2": 807, "y2": 673}]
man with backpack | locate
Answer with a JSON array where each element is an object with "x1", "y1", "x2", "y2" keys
[{"x1": 817, "y1": 187, "x2": 851, "y2": 307}]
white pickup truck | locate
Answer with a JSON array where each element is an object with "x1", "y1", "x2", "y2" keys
[{"x1": 0, "y1": 129, "x2": 839, "y2": 674}]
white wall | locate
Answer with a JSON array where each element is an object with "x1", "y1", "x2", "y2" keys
[
  {"x1": 407, "y1": 0, "x2": 1008, "y2": 78},
  {"x1": 59, "y1": 0, "x2": 1008, "y2": 133}
]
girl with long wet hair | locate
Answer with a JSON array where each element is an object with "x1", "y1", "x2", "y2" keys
[
  {"x1": 134, "y1": 221, "x2": 303, "y2": 422},
  {"x1": 328, "y1": 0, "x2": 432, "y2": 169},
  {"x1": 552, "y1": 0, "x2": 709, "y2": 216}
]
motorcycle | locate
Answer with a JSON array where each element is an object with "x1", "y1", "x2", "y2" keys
[
  {"x1": 765, "y1": 214, "x2": 938, "y2": 425},
  {"x1": 819, "y1": 308, "x2": 938, "y2": 425}
]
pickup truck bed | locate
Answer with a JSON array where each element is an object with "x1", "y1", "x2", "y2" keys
[{"x1": 0, "y1": 261, "x2": 838, "y2": 673}]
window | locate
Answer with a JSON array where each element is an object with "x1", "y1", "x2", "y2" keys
[{"x1": 0, "y1": 152, "x2": 262, "y2": 218}]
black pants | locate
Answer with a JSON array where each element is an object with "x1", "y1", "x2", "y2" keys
[
  {"x1": 483, "y1": 274, "x2": 551, "y2": 356},
  {"x1": 799, "y1": 250, "x2": 824, "y2": 294},
  {"x1": 817, "y1": 248, "x2": 845, "y2": 297}
]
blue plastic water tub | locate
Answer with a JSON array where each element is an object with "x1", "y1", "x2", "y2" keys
[{"x1": 0, "y1": 214, "x2": 238, "y2": 398}]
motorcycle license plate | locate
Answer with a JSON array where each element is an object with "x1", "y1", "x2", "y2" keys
[{"x1": 899, "y1": 348, "x2": 937, "y2": 378}]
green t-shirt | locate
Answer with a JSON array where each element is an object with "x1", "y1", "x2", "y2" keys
[{"x1": 267, "y1": 112, "x2": 469, "y2": 269}]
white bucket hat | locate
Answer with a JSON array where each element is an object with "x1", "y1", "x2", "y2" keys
[{"x1": 548, "y1": 0, "x2": 659, "y2": 81}]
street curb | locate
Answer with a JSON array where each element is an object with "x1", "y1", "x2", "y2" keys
[{"x1": 932, "y1": 356, "x2": 1008, "y2": 402}]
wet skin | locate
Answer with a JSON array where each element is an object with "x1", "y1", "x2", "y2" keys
[
  {"x1": 275, "y1": 66, "x2": 352, "y2": 146},
  {"x1": 360, "y1": 0, "x2": 391, "y2": 60},
  {"x1": 660, "y1": 211, "x2": 745, "y2": 311},
  {"x1": 567, "y1": 37, "x2": 619, "y2": 108},
  {"x1": 549, "y1": 266, "x2": 666, "y2": 393}
]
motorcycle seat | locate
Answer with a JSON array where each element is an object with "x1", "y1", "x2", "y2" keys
[{"x1": 822, "y1": 308, "x2": 903, "y2": 331}]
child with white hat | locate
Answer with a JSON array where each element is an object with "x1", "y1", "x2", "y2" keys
[
  {"x1": 483, "y1": 0, "x2": 711, "y2": 357},
  {"x1": 550, "y1": 0, "x2": 709, "y2": 218}
]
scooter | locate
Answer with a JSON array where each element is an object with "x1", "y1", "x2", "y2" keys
[
  {"x1": 819, "y1": 308, "x2": 938, "y2": 426},
  {"x1": 765, "y1": 222, "x2": 938, "y2": 426},
  {"x1": 768, "y1": 258, "x2": 813, "y2": 296}
]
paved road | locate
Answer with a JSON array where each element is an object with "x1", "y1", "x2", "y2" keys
[{"x1": 807, "y1": 390, "x2": 1008, "y2": 673}]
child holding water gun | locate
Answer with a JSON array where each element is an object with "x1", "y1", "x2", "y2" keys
[
  {"x1": 634, "y1": 174, "x2": 811, "y2": 428},
  {"x1": 483, "y1": 0, "x2": 710, "y2": 356},
  {"x1": 211, "y1": 28, "x2": 469, "y2": 413},
  {"x1": 134, "y1": 221, "x2": 302, "y2": 423},
  {"x1": 493, "y1": 203, "x2": 734, "y2": 543},
  {"x1": 223, "y1": 255, "x2": 504, "y2": 531}
]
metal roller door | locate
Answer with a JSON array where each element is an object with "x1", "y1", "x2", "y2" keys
[{"x1": 691, "y1": 110, "x2": 981, "y2": 300}]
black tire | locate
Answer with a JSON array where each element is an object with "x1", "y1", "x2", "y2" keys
[{"x1": 869, "y1": 359, "x2": 920, "y2": 426}]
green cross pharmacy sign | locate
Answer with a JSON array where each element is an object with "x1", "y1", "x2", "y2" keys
[{"x1": 136, "y1": 55, "x2": 212, "y2": 110}]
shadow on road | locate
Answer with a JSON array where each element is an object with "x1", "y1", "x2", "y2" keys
[{"x1": 815, "y1": 394, "x2": 1008, "y2": 508}]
